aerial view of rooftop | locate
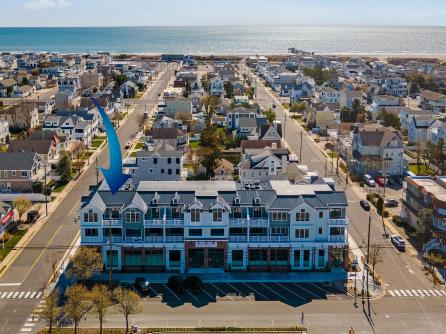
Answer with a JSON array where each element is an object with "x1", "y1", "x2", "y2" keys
[{"x1": 0, "y1": 1, "x2": 446, "y2": 334}]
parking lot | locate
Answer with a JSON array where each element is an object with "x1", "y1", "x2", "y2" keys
[{"x1": 135, "y1": 281, "x2": 348, "y2": 307}]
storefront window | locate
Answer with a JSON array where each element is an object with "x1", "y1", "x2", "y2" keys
[
  {"x1": 124, "y1": 249, "x2": 142, "y2": 266},
  {"x1": 169, "y1": 250, "x2": 181, "y2": 267},
  {"x1": 318, "y1": 249, "x2": 325, "y2": 267},
  {"x1": 330, "y1": 248, "x2": 345, "y2": 268},
  {"x1": 249, "y1": 249, "x2": 268, "y2": 265},
  {"x1": 270, "y1": 249, "x2": 288, "y2": 266},
  {"x1": 146, "y1": 249, "x2": 163, "y2": 266}
]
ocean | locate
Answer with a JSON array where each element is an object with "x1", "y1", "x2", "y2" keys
[{"x1": 0, "y1": 26, "x2": 445, "y2": 55}]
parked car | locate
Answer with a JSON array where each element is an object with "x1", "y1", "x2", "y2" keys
[
  {"x1": 363, "y1": 174, "x2": 376, "y2": 187},
  {"x1": 384, "y1": 198, "x2": 399, "y2": 207},
  {"x1": 185, "y1": 276, "x2": 203, "y2": 293},
  {"x1": 375, "y1": 176, "x2": 387, "y2": 187},
  {"x1": 391, "y1": 235, "x2": 406, "y2": 251},
  {"x1": 168, "y1": 275, "x2": 185, "y2": 293},
  {"x1": 125, "y1": 140, "x2": 132, "y2": 149},
  {"x1": 314, "y1": 136, "x2": 320, "y2": 143},
  {"x1": 360, "y1": 200, "x2": 370, "y2": 211},
  {"x1": 26, "y1": 210, "x2": 40, "y2": 223},
  {"x1": 134, "y1": 277, "x2": 149, "y2": 294}
]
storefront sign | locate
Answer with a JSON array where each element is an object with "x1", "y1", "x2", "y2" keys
[{"x1": 195, "y1": 241, "x2": 218, "y2": 248}]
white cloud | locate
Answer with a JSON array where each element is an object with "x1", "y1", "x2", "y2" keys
[{"x1": 24, "y1": 0, "x2": 72, "y2": 10}]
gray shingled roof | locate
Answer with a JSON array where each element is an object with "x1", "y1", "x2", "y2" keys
[{"x1": 0, "y1": 152, "x2": 38, "y2": 170}]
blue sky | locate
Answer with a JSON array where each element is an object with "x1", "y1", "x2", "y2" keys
[{"x1": 0, "y1": 0, "x2": 445, "y2": 27}]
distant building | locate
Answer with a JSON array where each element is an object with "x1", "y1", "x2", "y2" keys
[{"x1": 419, "y1": 90, "x2": 446, "y2": 113}]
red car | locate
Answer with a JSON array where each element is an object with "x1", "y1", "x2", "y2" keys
[{"x1": 375, "y1": 177, "x2": 387, "y2": 187}]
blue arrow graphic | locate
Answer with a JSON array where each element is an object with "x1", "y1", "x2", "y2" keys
[{"x1": 90, "y1": 96, "x2": 131, "y2": 194}]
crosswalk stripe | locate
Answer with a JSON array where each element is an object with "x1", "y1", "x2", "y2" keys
[
  {"x1": 394, "y1": 290, "x2": 401, "y2": 296},
  {"x1": 20, "y1": 328, "x2": 32, "y2": 332},
  {"x1": 23, "y1": 323, "x2": 34, "y2": 327},
  {"x1": 406, "y1": 290, "x2": 413, "y2": 296},
  {"x1": 24, "y1": 292, "x2": 30, "y2": 298},
  {"x1": 6, "y1": 292, "x2": 13, "y2": 298},
  {"x1": 35, "y1": 292, "x2": 42, "y2": 299},
  {"x1": 428, "y1": 290, "x2": 436, "y2": 296},
  {"x1": 417, "y1": 289, "x2": 425, "y2": 296},
  {"x1": 389, "y1": 290, "x2": 395, "y2": 296},
  {"x1": 423, "y1": 289, "x2": 430, "y2": 296},
  {"x1": 432, "y1": 290, "x2": 442, "y2": 296},
  {"x1": 30, "y1": 292, "x2": 36, "y2": 298},
  {"x1": 18, "y1": 292, "x2": 25, "y2": 298},
  {"x1": 12, "y1": 292, "x2": 19, "y2": 298},
  {"x1": 399, "y1": 290, "x2": 407, "y2": 296},
  {"x1": 440, "y1": 290, "x2": 446, "y2": 296},
  {"x1": 0, "y1": 292, "x2": 7, "y2": 298},
  {"x1": 411, "y1": 289, "x2": 419, "y2": 296}
]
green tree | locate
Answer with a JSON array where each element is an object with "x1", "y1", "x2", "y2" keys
[
  {"x1": 202, "y1": 95, "x2": 220, "y2": 116},
  {"x1": 114, "y1": 287, "x2": 141, "y2": 334},
  {"x1": 56, "y1": 150, "x2": 73, "y2": 184},
  {"x1": 290, "y1": 102, "x2": 306, "y2": 115},
  {"x1": 67, "y1": 247, "x2": 103, "y2": 282},
  {"x1": 417, "y1": 208, "x2": 433, "y2": 244},
  {"x1": 64, "y1": 284, "x2": 90, "y2": 334},
  {"x1": 246, "y1": 86, "x2": 255, "y2": 100},
  {"x1": 263, "y1": 108, "x2": 276, "y2": 123},
  {"x1": 38, "y1": 289, "x2": 60, "y2": 334},
  {"x1": 91, "y1": 285, "x2": 112, "y2": 334},
  {"x1": 224, "y1": 81, "x2": 233, "y2": 98},
  {"x1": 22, "y1": 77, "x2": 29, "y2": 85},
  {"x1": 13, "y1": 197, "x2": 32, "y2": 221},
  {"x1": 113, "y1": 73, "x2": 128, "y2": 85},
  {"x1": 379, "y1": 109, "x2": 401, "y2": 129},
  {"x1": 376, "y1": 197, "x2": 384, "y2": 216}
]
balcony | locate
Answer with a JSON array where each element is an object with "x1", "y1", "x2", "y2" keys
[
  {"x1": 270, "y1": 236, "x2": 290, "y2": 243},
  {"x1": 328, "y1": 235, "x2": 347, "y2": 243},
  {"x1": 329, "y1": 218, "x2": 349, "y2": 226},
  {"x1": 144, "y1": 219, "x2": 184, "y2": 226},
  {"x1": 102, "y1": 219, "x2": 122, "y2": 226},
  {"x1": 165, "y1": 236, "x2": 184, "y2": 243},
  {"x1": 144, "y1": 236, "x2": 165, "y2": 243},
  {"x1": 229, "y1": 218, "x2": 248, "y2": 226},
  {"x1": 423, "y1": 239, "x2": 446, "y2": 253},
  {"x1": 229, "y1": 236, "x2": 248, "y2": 242},
  {"x1": 249, "y1": 218, "x2": 269, "y2": 227},
  {"x1": 249, "y1": 236, "x2": 269, "y2": 243},
  {"x1": 103, "y1": 236, "x2": 123, "y2": 243},
  {"x1": 433, "y1": 219, "x2": 446, "y2": 231},
  {"x1": 124, "y1": 236, "x2": 144, "y2": 243}
]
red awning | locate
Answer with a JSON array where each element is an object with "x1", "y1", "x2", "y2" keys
[{"x1": 1, "y1": 210, "x2": 14, "y2": 226}]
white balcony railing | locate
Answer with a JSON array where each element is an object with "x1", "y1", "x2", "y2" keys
[
  {"x1": 249, "y1": 218, "x2": 269, "y2": 226},
  {"x1": 103, "y1": 236, "x2": 123, "y2": 243},
  {"x1": 165, "y1": 236, "x2": 184, "y2": 243},
  {"x1": 125, "y1": 236, "x2": 144, "y2": 243},
  {"x1": 328, "y1": 235, "x2": 347, "y2": 243},
  {"x1": 249, "y1": 236, "x2": 269, "y2": 243},
  {"x1": 270, "y1": 236, "x2": 290, "y2": 242},
  {"x1": 329, "y1": 218, "x2": 349, "y2": 226},
  {"x1": 102, "y1": 219, "x2": 122, "y2": 226},
  {"x1": 229, "y1": 236, "x2": 248, "y2": 242},
  {"x1": 145, "y1": 236, "x2": 165, "y2": 243},
  {"x1": 144, "y1": 219, "x2": 184, "y2": 226},
  {"x1": 229, "y1": 218, "x2": 248, "y2": 226}
]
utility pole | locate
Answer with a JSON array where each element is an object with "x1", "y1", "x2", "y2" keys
[
  {"x1": 44, "y1": 159, "x2": 48, "y2": 216},
  {"x1": 109, "y1": 221, "x2": 113, "y2": 288},
  {"x1": 366, "y1": 212, "x2": 372, "y2": 307},
  {"x1": 299, "y1": 131, "x2": 303, "y2": 163},
  {"x1": 95, "y1": 157, "x2": 99, "y2": 186}
]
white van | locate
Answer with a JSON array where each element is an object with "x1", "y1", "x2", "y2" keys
[{"x1": 363, "y1": 174, "x2": 376, "y2": 187}]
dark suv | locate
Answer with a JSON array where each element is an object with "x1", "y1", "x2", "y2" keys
[
  {"x1": 168, "y1": 275, "x2": 185, "y2": 293},
  {"x1": 26, "y1": 210, "x2": 40, "y2": 223}
]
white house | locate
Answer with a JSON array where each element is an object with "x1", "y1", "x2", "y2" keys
[
  {"x1": 319, "y1": 87, "x2": 340, "y2": 104},
  {"x1": 210, "y1": 78, "x2": 224, "y2": 96}
]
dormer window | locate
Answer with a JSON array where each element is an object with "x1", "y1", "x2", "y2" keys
[
  {"x1": 234, "y1": 195, "x2": 241, "y2": 205},
  {"x1": 152, "y1": 198, "x2": 158, "y2": 205},
  {"x1": 254, "y1": 197, "x2": 261, "y2": 205},
  {"x1": 172, "y1": 197, "x2": 178, "y2": 205}
]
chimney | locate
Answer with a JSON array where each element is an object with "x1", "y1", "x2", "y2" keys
[{"x1": 271, "y1": 142, "x2": 278, "y2": 149}]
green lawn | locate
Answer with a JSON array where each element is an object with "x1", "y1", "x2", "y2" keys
[
  {"x1": 130, "y1": 151, "x2": 138, "y2": 157},
  {"x1": 0, "y1": 230, "x2": 27, "y2": 261},
  {"x1": 53, "y1": 183, "x2": 67, "y2": 193},
  {"x1": 189, "y1": 141, "x2": 201, "y2": 149},
  {"x1": 408, "y1": 163, "x2": 435, "y2": 176},
  {"x1": 80, "y1": 151, "x2": 93, "y2": 161},
  {"x1": 91, "y1": 137, "x2": 106, "y2": 148},
  {"x1": 134, "y1": 142, "x2": 144, "y2": 150},
  {"x1": 281, "y1": 103, "x2": 290, "y2": 110},
  {"x1": 327, "y1": 152, "x2": 338, "y2": 158}
]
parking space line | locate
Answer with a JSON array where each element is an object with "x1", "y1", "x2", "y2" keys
[
  {"x1": 227, "y1": 283, "x2": 252, "y2": 301},
  {"x1": 209, "y1": 283, "x2": 233, "y2": 301},
  {"x1": 185, "y1": 289, "x2": 198, "y2": 301},
  {"x1": 162, "y1": 283, "x2": 181, "y2": 302},
  {"x1": 148, "y1": 286, "x2": 161, "y2": 299},
  {"x1": 243, "y1": 282, "x2": 269, "y2": 301},
  {"x1": 309, "y1": 283, "x2": 343, "y2": 300},
  {"x1": 260, "y1": 282, "x2": 286, "y2": 300},
  {"x1": 276, "y1": 283, "x2": 306, "y2": 301},
  {"x1": 291, "y1": 283, "x2": 321, "y2": 299},
  {"x1": 201, "y1": 286, "x2": 216, "y2": 300}
]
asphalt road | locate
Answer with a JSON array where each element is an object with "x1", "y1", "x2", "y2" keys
[
  {"x1": 241, "y1": 63, "x2": 445, "y2": 333},
  {"x1": 0, "y1": 63, "x2": 176, "y2": 334}
]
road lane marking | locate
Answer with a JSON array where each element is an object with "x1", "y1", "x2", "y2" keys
[
  {"x1": 24, "y1": 292, "x2": 30, "y2": 298},
  {"x1": 6, "y1": 292, "x2": 13, "y2": 298},
  {"x1": 0, "y1": 292, "x2": 7, "y2": 298},
  {"x1": 12, "y1": 291, "x2": 19, "y2": 298},
  {"x1": 399, "y1": 290, "x2": 407, "y2": 296},
  {"x1": 20, "y1": 328, "x2": 32, "y2": 332},
  {"x1": 209, "y1": 282, "x2": 233, "y2": 300},
  {"x1": 30, "y1": 292, "x2": 36, "y2": 298},
  {"x1": 291, "y1": 283, "x2": 321, "y2": 299},
  {"x1": 406, "y1": 290, "x2": 413, "y2": 296},
  {"x1": 200, "y1": 286, "x2": 216, "y2": 300},
  {"x1": 309, "y1": 283, "x2": 343, "y2": 300},
  {"x1": 439, "y1": 290, "x2": 446, "y2": 296},
  {"x1": 417, "y1": 289, "x2": 425, "y2": 297},
  {"x1": 184, "y1": 288, "x2": 198, "y2": 301},
  {"x1": 24, "y1": 323, "x2": 34, "y2": 327},
  {"x1": 148, "y1": 286, "x2": 161, "y2": 299},
  {"x1": 161, "y1": 283, "x2": 181, "y2": 302},
  {"x1": 411, "y1": 290, "x2": 419, "y2": 296},
  {"x1": 18, "y1": 292, "x2": 25, "y2": 298},
  {"x1": 35, "y1": 292, "x2": 42, "y2": 299},
  {"x1": 394, "y1": 290, "x2": 401, "y2": 296},
  {"x1": 389, "y1": 290, "x2": 395, "y2": 296},
  {"x1": 0, "y1": 283, "x2": 21, "y2": 286}
]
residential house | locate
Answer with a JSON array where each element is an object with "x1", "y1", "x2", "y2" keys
[
  {"x1": 428, "y1": 119, "x2": 446, "y2": 145},
  {"x1": 340, "y1": 89, "x2": 364, "y2": 109},
  {"x1": 306, "y1": 104, "x2": 339, "y2": 134},
  {"x1": 226, "y1": 107, "x2": 264, "y2": 131},
  {"x1": 319, "y1": 87, "x2": 340, "y2": 104},
  {"x1": 419, "y1": 90, "x2": 446, "y2": 113},
  {"x1": 350, "y1": 124, "x2": 404, "y2": 177},
  {"x1": 79, "y1": 179, "x2": 349, "y2": 272},
  {"x1": 290, "y1": 82, "x2": 314, "y2": 102},
  {"x1": 234, "y1": 96, "x2": 249, "y2": 105},
  {"x1": 232, "y1": 82, "x2": 245, "y2": 96},
  {"x1": 55, "y1": 91, "x2": 78, "y2": 110},
  {"x1": 145, "y1": 128, "x2": 188, "y2": 150},
  {"x1": 0, "y1": 78, "x2": 17, "y2": 97},
  {"x1": 14, "y1": 85, "x2": 35, "y2": 98},
  {"x1": 125, "y1": 144, "x2": 183, "y2": 184},
  {"x1": 43, "y1": 114, "x2": 96, "y2": 147},
  {"x1": 371, "y1": 95, "x2": 402, "y2": 120},
  {"x1": 120, "y1": 81, "x2": 138, "y2": 98},
  {"x1": 0, "y1": 120, "x2": 9, "y2": 144},
  {"x1": 0, "y1": 152, "x2": 45, "y2": 192},
  {"x1": 210, "y1": 77, "x2": 224, "y2": 96},
  {"x1": 407, "y1": 114, "x2": 436, "y2": 145},
  {"x1": 58, "y1": 77, "x2": 80, "y2": 93},
  {"x1": 401, "y1": 176, "x2": 446, "y2": 258},
  {"x1": 259, "y1": 122, "x2": 282, "y2": 141},
  {"x1": 0, "y1": 103, "x2": 39, "y2": 130},
  {"x1": 212, "y1": 159, "x2": 234, "y2": 181},
  {"x1": 385, "y1": 77, "x2": 408, "y2": 97},
  {"x1": 162, "y1": 99, "x2": 193, "y2": 118},
  {"x1": 80, "y1": 70, "x2": 104, "y2": 90}
]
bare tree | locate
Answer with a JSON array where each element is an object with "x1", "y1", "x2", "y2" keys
[
  {"x1": 48, "y1": 252, "x2": 60, "y2": 283},
  {"x1": 64, "y1": 284, "x2": 90, "y2": 334},
  {"x1": 13, "y1": 197, "x2": 32, "y2": 221},
  {"x1": 70, "y1": 140, "x2": 87, "y2": 174},
  {"x1": 91, "y1": 284, "x2": 112, "y2": 334},
  {"x1": 114, "y1": 287, "x2": 141, "y2": 334},
  {"x1": 368, "y1": 244, "x2": 384, "y2": 271},
  {"x1": 136, "y1": 113, "x2": 146, "y2": 132},
  {"x1": 38, "y1": 289, "x2": 60, "y2": 334},
  {"x1": 67, "y1": 247, "x2": 103, "y2": 282}
]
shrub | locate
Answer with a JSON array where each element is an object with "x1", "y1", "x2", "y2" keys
[
  {"x1": 383, "y1": 210, "x2": 389, "y2": 218},
  {"x1": 366, "y1": 194, "x2": 373, "y2": 201},
  {"x1": 392, "y1": 215, "x2": 404, "y2": 226},
  {"x1": 359, "y1": 181, "x2": 365, "y2": 187}
]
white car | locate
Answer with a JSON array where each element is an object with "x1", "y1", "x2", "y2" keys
[
  {"x1": 391, "y1": 235, "x2": 406, "y2": 251},
  {"x1": 363, "y1": 174, "x2": 376, "y2": 187}
]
